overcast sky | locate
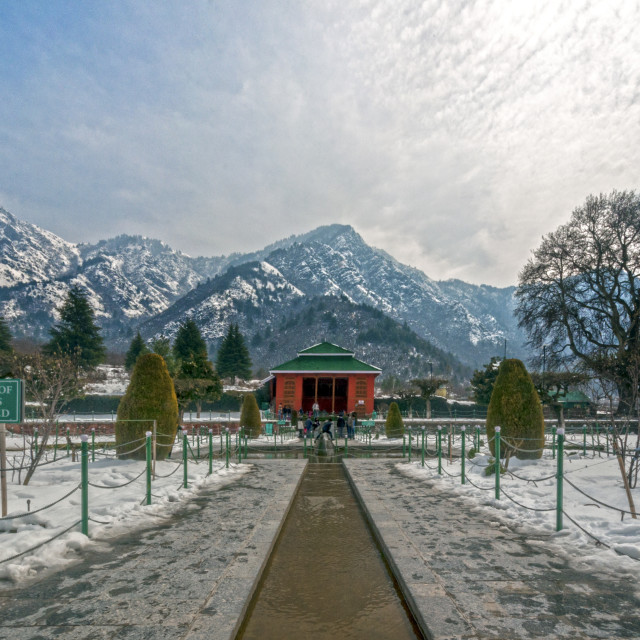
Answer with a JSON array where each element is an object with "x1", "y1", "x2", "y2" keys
[{"x1": 0, "y1": 1, "x2": 638, "y2": 287}]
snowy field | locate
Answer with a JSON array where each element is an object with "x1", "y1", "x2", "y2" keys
[{"x1": 0, "y1": 436, "x2": 249, "y2": 583}]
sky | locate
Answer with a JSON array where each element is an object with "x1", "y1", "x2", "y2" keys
[{"x1": 0, "y1": 0, "x2": 638, "y2": 287}]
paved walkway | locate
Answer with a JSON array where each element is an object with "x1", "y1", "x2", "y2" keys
[
  {"x1": 0, "y1": 460, "x2": 307, "y2": 640},
  {"x1": 344, "y1": 459, "x2": 640, "y2": 640}
]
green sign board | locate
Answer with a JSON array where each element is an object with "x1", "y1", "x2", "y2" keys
[{"x1": 0, "y1": 379, "x2": 23, "y2": 423}]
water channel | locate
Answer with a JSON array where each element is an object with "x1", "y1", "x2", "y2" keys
[{"x1": 237, "y1": 460, "x2": 423, "y2": 639}]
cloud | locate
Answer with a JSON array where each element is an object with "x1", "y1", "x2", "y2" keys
[{"x1": 0, "y1": 0, "x2": 638, "y2": 286}]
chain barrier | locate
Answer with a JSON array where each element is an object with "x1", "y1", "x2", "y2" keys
[
  {"x1": 154, "y1": 460, "x2": 184, "y2": 478},
  {"x1": 499, "y1": 487, "x2": 555, "y2": 512},
  {"x1": 0, "y1": 520, "x2": 82, "y2": 566},
  {"x1": 0, "y1": 485, "x2": 81, "y2": 520},
  {"x1": 563, "y1": 476, "x2": 638, "y2": 518},
  {"x1": 561, "y1": 510, "x2": 612, "y2": 549},
  {"x1": 88, "y1": 468, "x2": 146, "y2": 489}
]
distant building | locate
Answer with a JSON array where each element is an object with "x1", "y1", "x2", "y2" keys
[{"x1": 268, "y1": 342, "x2": 381, "y2": 415}]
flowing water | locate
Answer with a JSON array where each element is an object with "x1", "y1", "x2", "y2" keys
[{"x1": 238, "y1": 463, "x2": 422, "y2": 639}]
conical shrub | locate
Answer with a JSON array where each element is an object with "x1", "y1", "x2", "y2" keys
[
  {"x1": 240, "y1": 393, "x2": 262, "y2": 438},
  {"x1": 385, "y1": 402, "x2": 404, "y2": 438},
  {"x1": 486, "y1": 359, "x2": 545, "y2": 460},
  {"x1": 116, "y1": 353, "x2": 179, "y2": 459}
]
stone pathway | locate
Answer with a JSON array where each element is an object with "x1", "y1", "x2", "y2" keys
[
  {"x1": 0, "y1": 460, "x2": 307, "y2": 640},
  {"x1": 344, "y1": 459, "x2": 640, "y2": 640}
]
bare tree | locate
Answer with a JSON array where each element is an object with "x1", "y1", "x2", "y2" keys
[
  {"x1": 9, "y1": 352, "x2": 84, "y2": 485},
  {"x1": 516, "y1": 190, "x2": 640, "y2": 414}
]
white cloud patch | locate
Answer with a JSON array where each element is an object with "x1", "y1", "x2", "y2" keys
[{"x1": 0, "y1": 0, "x2": 638, "y2": 286}]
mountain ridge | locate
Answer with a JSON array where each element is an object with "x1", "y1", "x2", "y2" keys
[{"x1": 0, "y1": 208, "x2": 526, "y2": 371}]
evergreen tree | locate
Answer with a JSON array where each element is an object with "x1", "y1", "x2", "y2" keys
[
  {"x1": 150, "y1": 336, "x2": 179, "y2": 377},
  {"x1": 240, "y1": 393, "x2": 262, "y2": 438},
  {"x1": 216, "y1": 323, "x2": 252, "y2": 380},
  {"x1": 0, "y1": 316, "x2": 13, "y2": 354},
  {"x1": 470, "y1": 357, "x2": 501, "y2": 405},
  {"x1": 116, "y1": 353, "x2": 179, "y2": 460},
  {"x1": 172, "y1": 320, "x2": 221, "y2": 417},
  {"x1": 385, "y1": 401, "x2": 404, "y2": 438},
  {"x1": 173, "y1": 319, "x2": 207, "y2": 362},
  {"x1": 486, "y1": 359, "x2": 545, "y2": 461},
  {"x1": 45, "y1": 285, "x2": 105, "y2": 368},
  {"x1": 125, "y1": 332, "x2": 149, "y2": 371}
]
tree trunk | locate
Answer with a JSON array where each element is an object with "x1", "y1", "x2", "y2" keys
[{"x1": 426, "y1": 398, "x2": 431, "y2": 420}]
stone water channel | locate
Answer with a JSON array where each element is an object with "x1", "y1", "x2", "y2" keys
[{"x1": 238, "y1": 453, "x2": 423, "y2": 640}]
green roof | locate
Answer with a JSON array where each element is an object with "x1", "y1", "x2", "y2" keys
[
  {"x1": 270, "y1": 355, "x2": 380, "y2": 374},
  {"x1": 298, "y1": 342, "x2": 354, "y2": 356},
  {"x1": 557, "y1": 390, "x2": 592, "y2": 406}
]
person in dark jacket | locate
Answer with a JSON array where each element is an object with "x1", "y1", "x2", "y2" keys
[{"x1": 316, "y1": 419, "x2": 333, "y2": 441}]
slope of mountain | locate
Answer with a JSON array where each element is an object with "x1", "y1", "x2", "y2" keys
[
  {"x1": 0, "y1": 208, "x2": 526, "y2": 370},
  {"x1": 0, "y1": 208, "x2": 80, "y2": 287}
]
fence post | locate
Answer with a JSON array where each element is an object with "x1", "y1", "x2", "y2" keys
[
  {"x1": 81, "y1": 434, "x2": 89, "y2": 536},
  {"x1": 34, "y1": 428, "x2": 38, "y2": 459},
  {"x1": 225, "y1": 428, "x2": 230, "y2": 469},
  {"x1": 402, "y1": 434, "x2": 406, "y2": 458},
  {"x1": 437, "y1": 425, "x2": 442, "y2": 475},
  {"x1": 421, "y1": 426, "x2": 425, "y2": 467},
  {"x1": 552, "y1": 425, "x2": 557, "y2": 459},
  {"x1": 208, "y1": 429, "x2": 213, "y2": 474},
  {"x1": 494, "y1": 426, "x2": 501, "y2": 500},
  {"x1": 556, "y1": 428, "x2": 564, "y2": 531},
  {"x1": 238, "y1": 427, "x2": 243, "y2": 463},
  {"x1": 91, "y1": 427, "x2": 95, "y2": 463},
  {"x1": 582, "y1": 424, "x2": 587, "y2": 457},
  {"x1": 461, "y1": 425, "x2": 466, "y2": 485},
  {"x1": 182, "y1": 429, "x2": 188, "y2": 489},
  {"x1": 475, "y1": 425, "x2": 480, "y2": 451},
  {"x1": 145, "y1": 431, "x2": 152, "y2": 505},
  {"x1": 408, "y1": 427, "x2": 412, "y2": 463},
  {"x1": 344, "y1": 433, "x2": 348, "y2": 457},
  {"x1": 67, "y1": 428, "x2": 71, "y2": 456}
]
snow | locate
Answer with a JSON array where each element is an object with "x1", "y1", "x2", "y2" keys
[
  {"x1": 0, "y1": 434, "x2": 249, "y2": 583},
  {"x1": 396, "y1": 432, "x2": 640, "y2": 567}
]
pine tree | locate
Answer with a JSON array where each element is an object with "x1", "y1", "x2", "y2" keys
[
  {"x1": 172, "y1": 320, "x2": 221, "y2": 417},
  {"x1": 470, "y1": 357, "x2": 501, "y2": 405},
  {"x1": 385, "y1": 401, "x2": 404, "y2": 438},
  {"x1": 45, "y1": 285, "x2": 105, "y2": 368},
  {"x1": 125, "y1": 332, "x2": 149, "y2": 371},
  {"x1": 116, "y1": 353, "x2": 179, "y2": 460},
  {"x1": 486, "y1": 359, "x2": 545, "y2": 461},
  {"x1": 240, "y1": 393, "x2": 262, "y2": 438},
  {"x1": 216, "y1": 323, "x2": 252, "y2": 380},
  {"x1": 173, "y1": 319, "x2": 207, "y2": 362},
  {"x1": 0, "y1": 316, "x2": 13, "y2": 354},
  {"x1": 233, "y1": 324, "x2": 252, "y2": 380}
]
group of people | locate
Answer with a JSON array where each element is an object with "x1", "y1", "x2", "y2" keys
[{"x1": 298, "y1": 410, "x2": 357, "y2": 441}]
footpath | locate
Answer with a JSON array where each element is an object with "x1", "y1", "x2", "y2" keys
[
  {"x1": 344, "y1": 459, "x2": 640, "y2": 640},
  {"x1": 0, "y1": 460, "x2": 307, "y2": 640}
]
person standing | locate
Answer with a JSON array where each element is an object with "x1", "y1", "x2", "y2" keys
[
  {"x1": 337, "y1": 412, "x2": 346, "y2": 438},
  {"x1": 312, "y1": 401, "x2": 319, "y2": 418}
]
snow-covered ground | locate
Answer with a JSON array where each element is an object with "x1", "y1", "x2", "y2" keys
[
  {"x1": 0, "y1": 435, "x2": 249, "y2": 583},
  {"x1": 397, "y1": 433, "x2": 640, "y2": 566}
]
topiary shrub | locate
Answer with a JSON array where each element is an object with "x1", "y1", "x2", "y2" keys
[
  {"x1": 240, "y1": 393, "x2": 262, "y2": 438},
  {"x1": 116, "y1": 353, "x2": 179, "y2": 460},
  {"x1": 486, "y1": 359, "x2": 545, "y2": 460},
  {"x1": 291, "y1": 409, "x2": 298, "y2": 428},
  {"x1": 385, "y1": 401, "x2": 404, "y2": 438}
]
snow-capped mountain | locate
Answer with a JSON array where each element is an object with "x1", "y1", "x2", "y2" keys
[
  {"x1": 0, "y1": 207, "x2": 80, "y2": 287},
  {"x1": 0, "y1": 209, "x2": 526, "y2": 369},
  {"x1": 140, "y1": 225, "x2": 525, "y2": 367}
]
